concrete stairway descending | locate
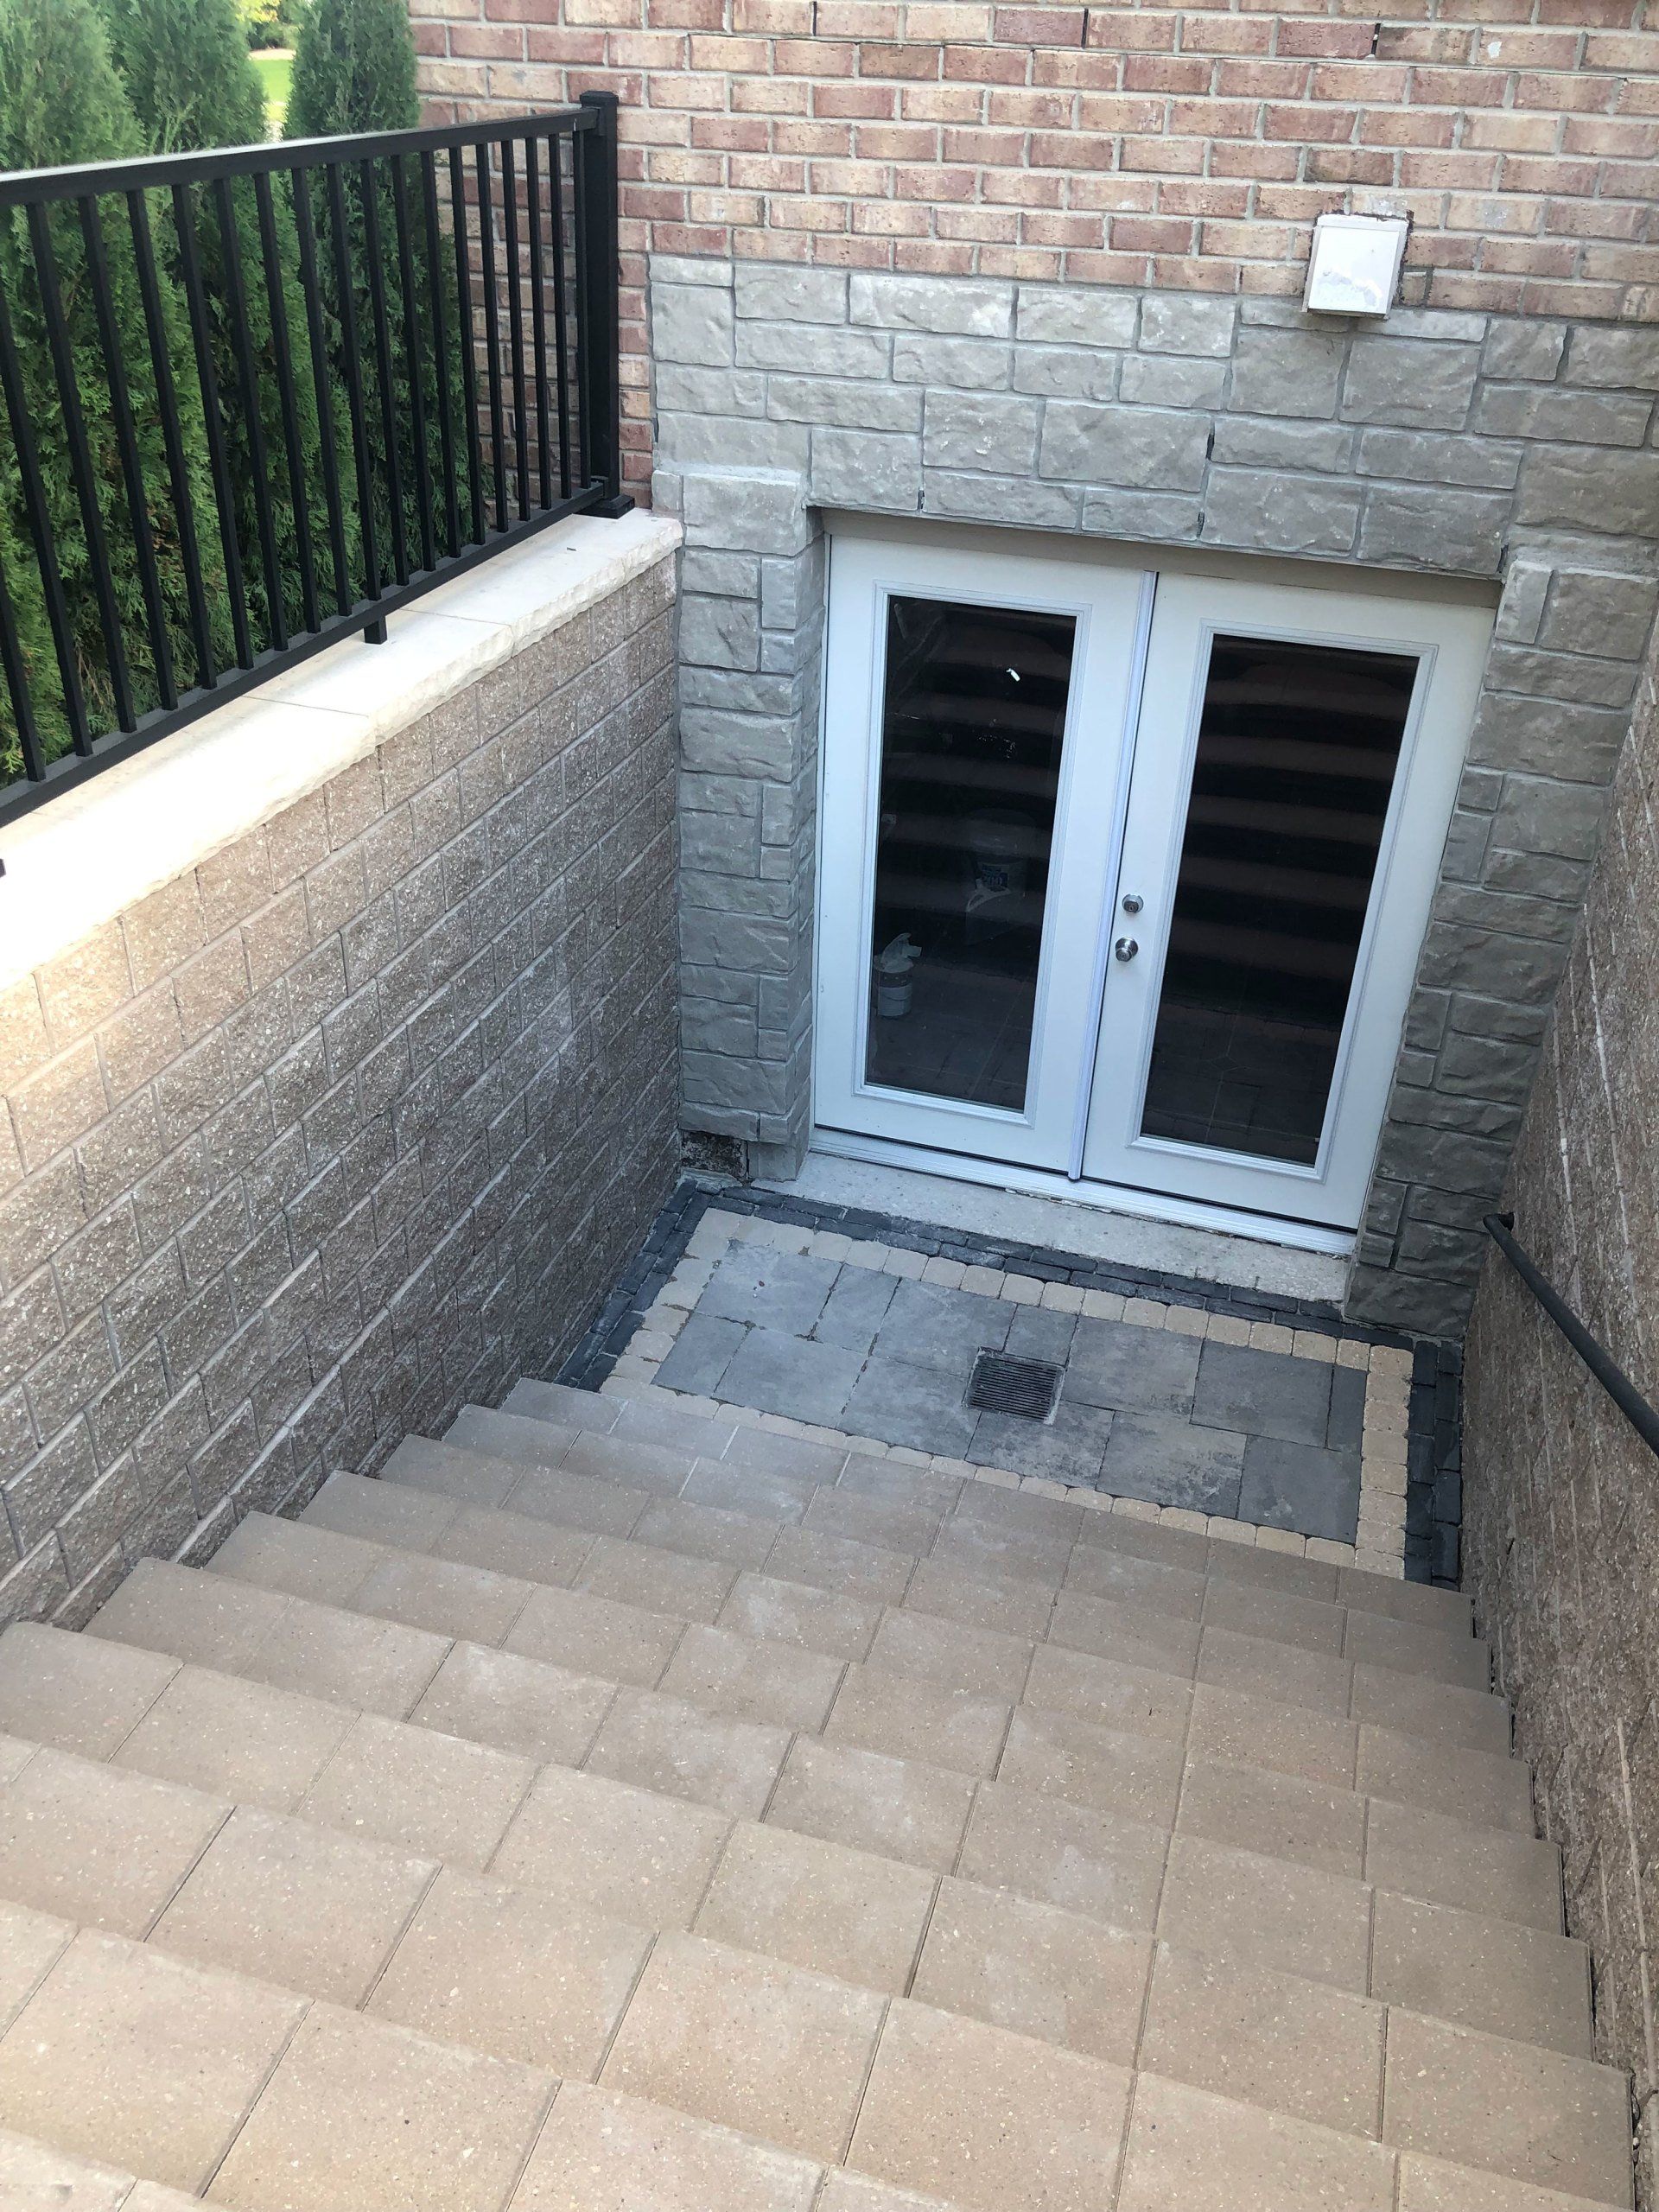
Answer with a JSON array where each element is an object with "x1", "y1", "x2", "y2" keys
[{"x1": 0, "y1": 1377, "x2": 1635, "y2": 2212}]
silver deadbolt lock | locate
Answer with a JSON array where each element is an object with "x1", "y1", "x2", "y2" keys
[
  {"x1": 1121, "y1": 893, "x2": 1143, "y2": 914},
  {"x1": 1114, "y1": 937, "x2": 1139, "y2": 962}
]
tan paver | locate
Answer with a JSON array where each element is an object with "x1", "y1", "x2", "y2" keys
[
  {"x1": 0, "y1": 1897, "x2": 74, "y2": 2030},
  {"x1": 1176, "y1": 1757, "x2": 1367, "y2": 1878},
  {"x1": 505, "y1": 1583, "x2": 682, "y2": 1687},
  {"x1": 766, "y1": 1738, "x2": 974, "y2": 1873},
  {"x1": 153, "y1": 1805, "x2": 434, "y2": 2006},
  {"x1": 1140, "y1": 1940, "x2": 1385, "y2": 2135},
  {"x1": 0, "y1": 1624, "x2": 176, "y2": 1761},
  {"x1": 349, "y1": 1549, "x2": 535, "y2": 1648},
  {"x1": 1021, "y1": 1641, "x2": 1192, "y2": 1745},
  {"x1": 1370, "y1": 1890, "x2": 1592, "y2": 2057},
  {"x1": 995, "y1": 1706, "x2": 1185, "y2": 1829},
  {"x1": 0, "y1": 1747, "x2": 223, "y2": 1938},
  {"x1": 431, "y1": 1501, "x2": 597, "y2": 1587},
  {"x1": 410, "y1": 1642, "x2": 615, "y2": 1768},
  {"x1": 1158, "y1": 1835, "x2": 1372, "y2": 1993},
  {"x1": 213, "y1": 2003, "x2": 551, "y2": 2212},
  {"x1": 1185, "y1": 1682, "x2": 1358, "y2": 1789},
  {"x1": 849, "y1": 1999, "x2": 1130, "y2": 2212},
  {"x1": 307, "y1": 1471, "x2": 460, "y2": 1550},
  {"x1": 1200, "y1": 1579, "x2": 1346, "y2": 1655},
  {"x1": 512, "y1": 2079, "x2": 823, "y2": 2211},
  {"x1": 802, "y1": 1486, "x2": 942, "y2": 1556},
  {"x1": 1395, "y1": 2152, "x2": 1624, "y2": 2210},
  {"x1": 865, "y1": 1605, "x2": 1033, "y2": 1701},
  {"x1": 958, "y1": 1783, "x2": 1167, "y2": 1932},
  {"x1": 1382, "y1": 2008, "x2": 1634, "y2": 2205},
  {"x1": 565, "y1": 1431, "x2": 698, "y2": 1497},
  {"x1": 1116, "y1": 2073, "x2": 1395, "y2": 2212},
  {"x1": 1358, "y1": 1726, "x2": 1535, "y2": 1834},
  {"x1": 584, "y1": 1688, "x2": 790, "y2": 1820},
  {"x1": 368, "y1": 1866, "x2": 650, "y2": 2075},
  {"x1": 0, "y1": 1929, "x2": 304, "y2": 2193},
  {"x1": 1364, "y1": 1798, "x2": 1565, "y2": 1932},
  {"x1": 911, "y1": 1877, "x2": 1151, "y2": 2065},
  {"x1": 658, "y1": 1623, "x2": 844, "y2": 1732},
  {"x1": 299, "y1": 1712, "x2": 534, "y2": 1870},
  {"x1": 632, "y1": 1497, "x2": 779, "y2": 1570},
  {"x1": 210, "y1": 1514, "x2": 378, "y2": 1606},
  {"x1": 825, "y1": 1666, "x2": 1011, "y2": 1779},
  {"x1": 506, "y1": 1463, "x2": 649, "y2": 1539},
  {"x1": 575, "y1": 1537, "x2": 737, "y2": 1626},
  {"x1": 601, "y1": 1931, "x2": 885, "y2": 2164},
  {"x1": 903, "y1": 1558, "x2": 1056, "y2": 1642},
  {"x1": 694, "y1": 1821, "x2": 937, "y2": 1996},
  {"x1": 87, "y1": 1560, "x2": 288, "y2": 1672},
  {"x1": 717, "y1": 1571, "x2": 880, "y2": 1662},
  {"x1": 764, "y1": 1527, "x2": 915, "y2": 1607},
  {"x1": 235, "y1": 1595, "x2": 448, "y2": 1718},
  {"x1": 112, "y1": 1665, "x2": 354, "y2": 1815},
  {"x1": 490, "y1": 1764, "x2": 729, "y2": 1929},
  {"x1": 1195, "y1": 1627, "x2": 1352, "y2": 1718}
]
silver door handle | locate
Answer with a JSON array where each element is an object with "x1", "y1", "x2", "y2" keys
[{"x1": 1115, "y1": 937, "x2": 1139, "y2": 962}]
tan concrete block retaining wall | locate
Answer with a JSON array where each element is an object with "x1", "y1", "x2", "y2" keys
[{"x1": 0, "y1": 543, "x2": 682, "y2": 1631}]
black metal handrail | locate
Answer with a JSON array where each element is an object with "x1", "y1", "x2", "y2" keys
[
  {"x1": 1484, "y1": 1211, "x2": 1659, "y2": 1458},
  {"x1": 0, "y1": 92, "x2": 630, "y2": 826}
]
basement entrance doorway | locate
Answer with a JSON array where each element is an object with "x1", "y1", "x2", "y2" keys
[{"x1": 814, "y1": 530, "x2": 1491, "y2": 1237}]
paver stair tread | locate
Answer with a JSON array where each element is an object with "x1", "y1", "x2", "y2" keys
[
  {"x1": 488, "y1": 1383, "x2": 1476, "y2": 1637},
  {"x1": 0, "y1": 2127, "x2": 201, "y2": 2208},
  {"x1": 3, "y1": 1573, "x2": 1575, "y2": 2050},
  {"x1": 0, "y1": 1751, "x2": 1630, "y2": 2209},
  {"x1": 376, "y1": 1436, "x2": 1503, "y2": 1736}
]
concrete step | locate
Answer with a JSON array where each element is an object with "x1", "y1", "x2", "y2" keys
[
  {"x1": 41, "y1": 1554, "x2": 1573, "y2": 2012},
  {"x1": 293, "y1": 1464, "x2": 1516, "y2": 1794},
  {"x1": 0, "y1": 2126, "x2": 200, "y2": 2208},
  {"x1": 380, "y1": 1436, "x2": 1503, "y2": 1741},
  {"x1": 495, "y1": 1379, "x2": 1476, "y2": 1637},
  {"x1": 0, "y1": 1739, "x2": 1630, "y2": 2208},
  {"x1": 221, "y1": 1500, "x2": 1530, "y2": 1859}
]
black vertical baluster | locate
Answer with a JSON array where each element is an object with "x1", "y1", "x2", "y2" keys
[
  {"x1": 0, "y1": 540, "x2": 43, "y2": 783},
  {"x1": 569, "y1": 111, "x2": 592, "y2": 489},
  {"x1": 576, "y1": 92, "x2": 626, "y2": 509},
  {"x1": 0, "y1": 270, "x2": 87, "y2": 753},
  {"x1": 501, "y1": 137, "x2": 530, "y2": 519},
  {"x1": 130, "y1": 188, "x2": 215, "y2": 691},
  {"x1": 28, "y1": 200, "x2": 137, "y2": 730},
  {"x1": 359, "y1": 157, "x2": 408, "y2": 585},
  {"x1": 174, "y1": 179, "x2": 252, "y2": 667},
  {"x1": 474, "y1": 143, "x2": 509, "y2": 534},
  {"x1": 291, "y1": 173, "x2": 352, "y2": 616},
  {"x1": 79, "y1": 192, "x2": 175, "y2": 713},
  {"x1": 548, "y1": 129, "x2": 573, "y2": 501},
  {"x1": 391, "y1": 156, "x2": 435, "y2": 573},
  {"x1": 325, "y1": 160, "x2": 383, "y2": 612},
  {"x1": 213, "y1": 175, "x2": 285, "y2": 652},
  {"x1": 524, "y1": 135, "x2": 553, "y2": 509},
  {"x1": 254, "y1": 168, "x2": 319, "y2": 635},
  {"x1": 448, "y1": 146, "x2": 485, "y2": 547},
  {"x1": 421, "y1": 151, "x2": 461, "y2": 559}
]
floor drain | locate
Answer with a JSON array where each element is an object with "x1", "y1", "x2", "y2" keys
[{"x1": 965, "y1": 1351, "x2": 1064, "y2": 1424}]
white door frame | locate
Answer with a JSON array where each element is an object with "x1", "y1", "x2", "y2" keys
[
  {"x1": 814, "y1": 534, "x2": 1152, "y2": 1170},
  {"x1": 812, "y1": 527, "x2": 1492, "y2": 1239}
]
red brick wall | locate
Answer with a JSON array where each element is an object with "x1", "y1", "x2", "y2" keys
[{"x1": 410, "y1": 3, "x2": 1659, "y2": 485}]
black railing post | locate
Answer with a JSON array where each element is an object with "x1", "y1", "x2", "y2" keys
[{"x1": 576, "y1": 91, "x2": 632, "y2": 518}]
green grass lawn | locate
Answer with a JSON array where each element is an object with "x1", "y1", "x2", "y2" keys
[{"x1": 252, "y1": 49, "x2": 293, "y2": 138}]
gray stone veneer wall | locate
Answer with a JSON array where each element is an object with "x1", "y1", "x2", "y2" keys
[
  {"x1": 1463, "y1": 629, "x2": 1659, "y2": 2208},
  {"x1": 0, "y1": 555, "x2": 679, "y2": 1630},
  {"x1": 651, "y1": 254, "x2": 1659, "y2": 1335}
]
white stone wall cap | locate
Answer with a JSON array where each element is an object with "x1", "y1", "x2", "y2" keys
[{"x1": 0, "y1": 508, "x2": 680, "y2": 990}]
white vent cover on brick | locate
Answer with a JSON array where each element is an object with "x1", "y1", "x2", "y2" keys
[{"x1": 1303, "y1": 213, "x2": 1410, "y2": 318}]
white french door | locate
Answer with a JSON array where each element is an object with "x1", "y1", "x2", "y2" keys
[{"x1": 816, "y1": 532, "x2": 1491, "y2": 1235}]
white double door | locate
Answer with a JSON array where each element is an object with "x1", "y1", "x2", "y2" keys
[{"x1": 815, "y1": 531, "x2": 1491, "y2": 1232}]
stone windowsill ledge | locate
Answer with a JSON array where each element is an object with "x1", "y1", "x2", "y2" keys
[{"x1": 0, "y1": 506, "x2": 681, "y2": 993}]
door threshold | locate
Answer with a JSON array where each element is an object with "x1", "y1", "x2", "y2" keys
[{"x1": 806, "y1": 1128, "x2": 1357, "y2": 1263}]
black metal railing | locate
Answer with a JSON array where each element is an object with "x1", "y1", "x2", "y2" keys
[
  {"x1": 1484, "y1": 1211, "x2": 1659, "y2": 1459},
  {"x1": 0, "y1": 92, "x2": 629, "y2": 825}
]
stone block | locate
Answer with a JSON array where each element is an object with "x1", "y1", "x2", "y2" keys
[
  {"x1": 1356, "y1": 429, "x2": 1521, "y2": 491},
  {"x1": 1138, "y1": 293, "x2": 1236, "y2": 357},
  {"x1": 659, "y1": 416, "x2": 810, "y2": 473},
  {"x1": 810, "y1": 426, "x2": 922, "y2": 509},
  {"x1": 1481, "y1": 321, "x2": 1567, "y2": 382},
  {"x1": 1120, "y1": 355, "x2": 1226, "y2": 410},
  {"x1": 922, "y1": 391, "x2": 1041, "y2": 473},
  {"x1": 1201, "y1": 470, "x2": 1362, "y2": 556},
  {"x1": 1341, "y1": 338, "x2": 1479, "y2": 431},
  {"x1": 656, "y1": 366, "x2": 766, "y2": 418},
  {"x1": 1466, "y1": 694, "x2": 1629, "y2": 784},
  {"x1": 736, "y1": 323, "x2": 890, "y2": 378},
  {"x1": 1490, "y1": 776, "x2": 1610, "y2": 864},
  {"x1": 1080, "y1": 486, "x2": 1201, "y2": 541},
  {"x1": 652, "y1": 283, "x2": 735, "y2": 368},
  {"x1": 682, "y1": 550, "x2": 762, "y2": 601},
  {"x1": 1485, "y1": 645, "x2": 1637, "y2": 711},
  {"x1": 1014, "y1": 283, "x2": 1138, "y2": 347},
  {"x1": 1494, "y1": 558, "x2": 1551, "y2": 646},
  {"x1": 892, "y1": 334, "x2": 1014, "y2": 390},
  {"x1": 1357, "y1": 486, "x2": 1508, "y2": 575},
  {"x1": 1211, "y1": 417, "x2": 1354, "y2": 473},
  {"x1": 680, "y1": 470, "x2": 815, "y2": 556},
  {"x1": 680, "y1": 594, "x2": 763, "y2": 675},
  {"x1": 927, "y1": 472, "x2": 1082, "y2": 529},
  {"x1": 1565, "y1": 326, "x2": 1659, "y2": 391},
  {"x1": 735, "y1": 265, "x2": 849, "y2": 323},
  {"x1": 1541, "y1": 570, "x2": 1659, "y2": 663},
  {"x1": 680, "y1": 809, "x2": 762, "y2": 878},
  {"x1": 767, "y1": 378, "x2": 922, "y2": 432},
  {"x1": 849, "y1": 272, "x2": 1014, "y2": 337},
  {"x1": 1039, "y1": 402, "x2": 1210, "y2": 492},
  {"x1": 1229, "y1": 327, "x2": 1345, "y2": 419},
  {"x1": 1012, "y1": 347, "x2": 1119, "y2": 402},
  {"x1": 1517, "y1": 447, "x2": 1659, "y2": 537}
]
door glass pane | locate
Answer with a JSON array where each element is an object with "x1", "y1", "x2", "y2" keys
[
  {"x1": 1138, "y1": 632, "x2": 1418, "y2": 1166},
  {"x1": 865, "y1": 594, "x2": 1076, "y2": 1112}
]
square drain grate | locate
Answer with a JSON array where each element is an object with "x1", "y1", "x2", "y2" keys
[{"x1": 965, "y1": 1351, "x2": 1065, "y2": 1424}]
